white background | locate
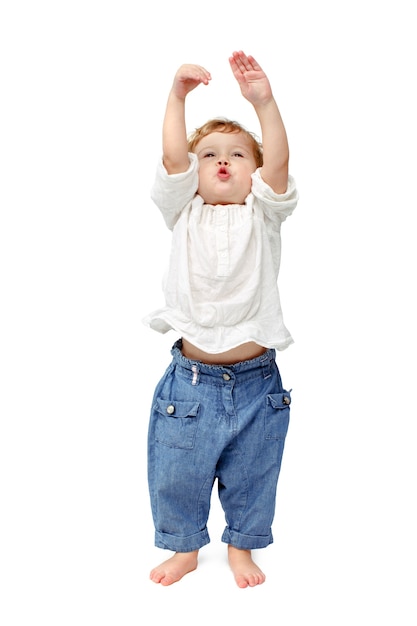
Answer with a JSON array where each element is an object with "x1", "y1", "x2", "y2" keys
[{"x1": 1, "y1": 1, "x2": 416, "y2": 624}]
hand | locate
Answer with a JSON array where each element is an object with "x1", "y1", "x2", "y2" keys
[
  {"x1": 229, "y1": 51, "x2": 273, "y2": 106},
  {"x1": 171, "y1": 64, "x2": 212, "y2": 99}
]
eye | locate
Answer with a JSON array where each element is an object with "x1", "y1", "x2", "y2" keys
[
  {"x1": 232, "y1": 152, "x2": 244, "y2": 158},
  {"x1": 203, "y1": 152, "x2": 215, "y2": 158}
]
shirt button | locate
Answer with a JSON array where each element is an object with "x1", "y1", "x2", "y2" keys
[
  {"x1": 222, "y1": 373, "x2": 231, "y2": 381},
  {"x1": 166, "y1": 405, "x2": 175, "y2": 414}
]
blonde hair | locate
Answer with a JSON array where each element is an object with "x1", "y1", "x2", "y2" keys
[{"x1": 187, "y1": 118, "x2": 263, "y2": 167}]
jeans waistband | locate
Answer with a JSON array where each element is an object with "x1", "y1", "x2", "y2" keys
[{"x1": 170, "y1": 339, "x2": 276, "y2": 384}]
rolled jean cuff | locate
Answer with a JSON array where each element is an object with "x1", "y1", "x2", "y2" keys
[
  {"x1": 221, "y1": 527, "x2": 273, "y2": 550},
  {"x1": 155, "y1": 528, "x2": 210, "y2": 552}
]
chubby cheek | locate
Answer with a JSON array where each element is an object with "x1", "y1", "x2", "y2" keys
[
  {"x1": 196, "y1": 169, "x2": 211, "y2": 194},
  {"x1": 196, "y1": 175, "x2": 206, "y2": 195},
  {"x1": 234, "y1": 175, "x2": 252, "y2": 200},
  {"x1": 240, "y1": 176, "x2": 253, "y2": 195}
]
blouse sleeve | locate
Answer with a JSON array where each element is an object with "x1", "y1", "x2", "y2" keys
[
  {"x1": 150, "y1": 153, "x2": 199, "y2": 230},
  {"x1": 251, "y1": 169, "x2": 299, "y2": 222}
]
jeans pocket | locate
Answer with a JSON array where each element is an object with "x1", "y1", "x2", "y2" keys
[
  {"x1": 265, "y1": 391, "x2": 291, "y2": 440},
  {"x1": 154, "y1": 398, "x2": 200, "y2": 449}
]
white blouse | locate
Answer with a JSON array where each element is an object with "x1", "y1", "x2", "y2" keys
[{"x1": 142, "y1": 153, "x2": 298, "y2": 353}]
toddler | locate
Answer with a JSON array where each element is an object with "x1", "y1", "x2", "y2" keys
[{"x1": 143, "y1": 51, "x2": 298, "y2": 588}]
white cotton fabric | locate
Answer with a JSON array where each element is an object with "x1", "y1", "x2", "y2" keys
[{"x1": 142, "y1": 153, "x2": 298, "y2": 353}]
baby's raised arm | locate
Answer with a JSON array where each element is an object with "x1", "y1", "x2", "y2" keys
[
  {"x1": 162, "y1": 64, "x2": 211, "y2": 174},
  {"x1": 229, "y1": 51, "x2": 289, "y2": 194}
]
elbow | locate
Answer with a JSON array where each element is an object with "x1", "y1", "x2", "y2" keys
[{"x1": 162, "y1": 155, "x2": 190, "y2": 175}]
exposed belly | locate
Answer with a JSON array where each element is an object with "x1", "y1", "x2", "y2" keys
[{"x1": 180, "y1": 338, "x2": 267, "y2": 365}]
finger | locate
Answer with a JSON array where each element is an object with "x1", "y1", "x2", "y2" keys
[
  {"x1": 236, "y1": 50, "x2": 259, "y2": 71},
  {"x1": 237, "y1": 52, "x2": 262, "y2": 74},
  {"x1": 246, "y1": 55, "x2": 262, "y2": 71},
  {"x1": 180, "y1": 65, "x2": 211, "y2": 85},
  {"x1": 196, "y1": 67, "x2": 212, "y2": 85},
  {"x1": 230, "y1": 50, "x2": 248, "y2": 73}
]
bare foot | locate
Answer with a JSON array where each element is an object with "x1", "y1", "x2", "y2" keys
[
  {"x1": 228, "y1": 545, "x2": 266, "y2": 588},
  {"x1": 150, "y1": 551, "x2": 199, "y2": 586}
]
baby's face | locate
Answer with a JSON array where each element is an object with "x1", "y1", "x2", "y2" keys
[{"x1": 194, "y1": 131, "x2": 257, "y2": 205}]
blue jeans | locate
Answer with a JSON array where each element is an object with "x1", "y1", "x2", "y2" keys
[{"x1": 147, "y1": 339, "x2": 291, "y2": 552}]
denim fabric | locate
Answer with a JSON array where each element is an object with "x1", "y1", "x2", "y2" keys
[{"x1": 147, "y1": 339, "x2": 291, "y2": 553}]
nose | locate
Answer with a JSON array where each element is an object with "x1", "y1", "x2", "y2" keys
[{"x1": 217, "y1": 157, "x2": 229, "y2": 166}]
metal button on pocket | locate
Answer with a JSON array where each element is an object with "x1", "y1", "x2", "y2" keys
[
  {"x1": 283, "y1": 396, "x2": 291, "y2": 405},
  {"x1": 222, "y1": 373, "x2": 231, "y2": 381},
  {"x1": 166, "y1": 405, "x2": 175, "y2": 414}
]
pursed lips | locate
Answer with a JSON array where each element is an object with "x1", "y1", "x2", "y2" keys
[{"x1": 217, "y1": 166, "x2": 230, "y2": 180}]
